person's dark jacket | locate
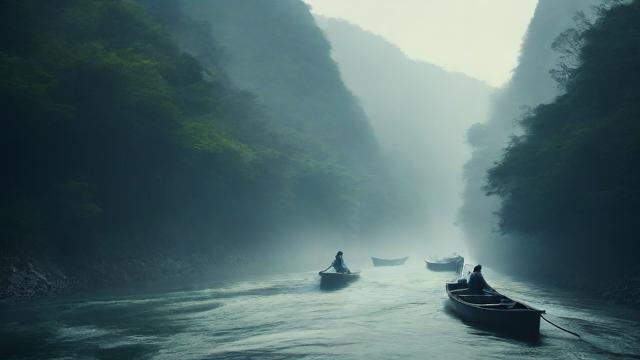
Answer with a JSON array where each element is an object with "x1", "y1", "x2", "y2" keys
[
  {"x1": 468, "y1": 271, "x2": 487, "y2": 293},
  {"x1": 332, "y1": 256, "x2": 350, "y2": 273}
]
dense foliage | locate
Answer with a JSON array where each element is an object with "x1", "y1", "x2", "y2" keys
[
  {"x1": 176, "y1": 0, "x2": 401, "y2": 234},
  {"x1": 180, "y1": 1, "x2": 377, "y2": 160},
  {"x1": 486, "y1": 0, "x2": 640, "y2": 281},
  {"x1": 458, "y1": 0, "x2": 600, "y2": 265},
  {"x1": 0, "y1": 0, "x2": 396, "y2": 282}
]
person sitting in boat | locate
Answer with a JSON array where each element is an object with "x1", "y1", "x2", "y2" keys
[
  {"x1": 332, "y1": 251, "x2": 351, "y2": 274},
  {"x1": 467, "y1": 264, "x2": 487, "y2": 293}
]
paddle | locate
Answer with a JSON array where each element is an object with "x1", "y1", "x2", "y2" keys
[{"x1": 318, "y1": 264, "x2": 333, "y2": 274}]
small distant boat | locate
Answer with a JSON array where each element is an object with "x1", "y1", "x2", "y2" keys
[
  {"x1": 319, "y1": 271, "x2": 359, "y2": 289},
  {"x1": 371, "y1": 256, "x2": 408, "y2": 267},
  {"x1": 426, "y1": 255, "x2": 464, "y2": 272},
  {"x1": 446, "y1": 280, "x2": 545, "y2": 338}
]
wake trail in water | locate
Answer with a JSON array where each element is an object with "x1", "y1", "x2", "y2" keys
[{"x1": 1, "y1": 263, "x2": 639, "y2": 360}]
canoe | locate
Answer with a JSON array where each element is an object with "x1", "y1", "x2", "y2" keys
[
  {"x1": 425, "y1": 256, "x2": 464, "y2": 272},
  {"x1": 371, "y1": 256, "x2": 408, "y2": 267},
  {"x1": 446, "y1": 280, "x2": 545, "y2": 338},
  {"x1": 319, "y1": 271, "x2": 359, "y2": 289}
]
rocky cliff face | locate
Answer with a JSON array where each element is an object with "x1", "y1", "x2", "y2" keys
[{"x1": 1, "y1": 257, "x2": 71, "y2": 299}]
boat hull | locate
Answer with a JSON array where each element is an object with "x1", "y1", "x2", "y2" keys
[
  {"x1": 426, "y1": 256, "x2": 464, "y2": 272},
  {"x1": 319, "y1": 272, "x2": 359, "y2": 290},
  {"x1": 446, "y1": 282, "x2": 542, "y2": 338},
  {"x1": 371, "y1": 257, "x2": 408, "y2": 267}
]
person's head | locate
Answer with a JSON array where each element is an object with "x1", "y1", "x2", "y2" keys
[
  {"x1": 473, "y1": 264, "x2": 482, "y2": 273},
  {"x1": 336, "y1": 251, "x2": 343, "y2": 258}
]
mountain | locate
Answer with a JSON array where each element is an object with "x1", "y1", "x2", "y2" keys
[
  {"x1": 179, "y1": 1, "x2": 378, "y2": 160},
  {"x1": 485, "y1": 0, "x2": 640, "y2": 303},
  {"x1": 459, "y1": 0, "x2": 602, "y2": 264},
  {"x1": 315, "y1": 17, "x2": 494, "y2": 250},
  {"x1": 0, "y1": 0, "x2": 401, "y2": 298}
]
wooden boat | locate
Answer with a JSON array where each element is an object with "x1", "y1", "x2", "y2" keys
[
  {"x1": 319, "y1": 271, "x2": 359, "y2": 289},
  {"x1": 425, "y1": 255, "x2": 464, "y2": 272},
  {"x1": 446, "y1": 280, "x2": 545, "y2": 338},
  {"x1": 371, "y1": 256, "x2": 408, "y2": 267}
]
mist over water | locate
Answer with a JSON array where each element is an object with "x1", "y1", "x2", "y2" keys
[
  {"x1": 315, "y1": 17, "x2": 494, "y2": 256},
  {"x1": 3, "y1": 1, "x2": 640, "y2": 359},
  {"x1": 3, "y1": 264, "x2": 640, "y2": 359}
]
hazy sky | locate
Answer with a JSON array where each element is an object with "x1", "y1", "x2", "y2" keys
[{"x1": 305, "y1": 0, "x2": 538, "y2": 87}]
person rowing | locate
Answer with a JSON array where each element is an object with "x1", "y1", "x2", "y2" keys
[
  {"x1": 331, "y1": 251, "x2": 351, "y2": 273},
  {"x1": 319, "y1": 251, "x2": 351, "y2": 274},
  {"x1": 449, "y1": 264, "x2": 490, "y2": 295}
]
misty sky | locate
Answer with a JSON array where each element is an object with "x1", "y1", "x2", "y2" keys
[{"x1": 305, "y1": 0, "x2": 538, "y2": 87}]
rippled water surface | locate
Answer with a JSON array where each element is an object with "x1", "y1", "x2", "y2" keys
[{"x1": 2, "y1": 262, "x2": 640, "y2": 359}]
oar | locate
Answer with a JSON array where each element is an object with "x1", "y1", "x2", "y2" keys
[{"x1": 318, "y1": 264, "x2": 332, "y2": 274}]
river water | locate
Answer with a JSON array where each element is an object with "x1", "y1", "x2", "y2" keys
[{"x1": 2, "y1": 261, "x2": 640, "y2": 359}]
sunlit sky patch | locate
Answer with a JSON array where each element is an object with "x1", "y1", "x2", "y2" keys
[{"x1": 305, "y1": 0, "x2": 538, "y2": 87}]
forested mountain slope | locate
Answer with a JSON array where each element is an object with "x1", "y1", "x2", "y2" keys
[
  {"x1": 485, "y1": 0, "x2": 640, "y2": 302},
  {"x1": 0, "y1": 0, "x2": 399, "y2": 298},
  {"x1": 459, "y1": 0, "x2": 601, "y2": 264},
  {"x1": 176, "y1": 0, "x2": 403, "y2": 236},
  {"x1": 180, "y1": 1, "x2": 377, "y2": 161}
]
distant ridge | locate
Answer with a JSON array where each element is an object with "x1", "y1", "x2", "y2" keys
[{"x1": 316, "y1": 16, "x2": 494, "y2": 250}]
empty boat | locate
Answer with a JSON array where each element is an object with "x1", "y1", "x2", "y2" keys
[
  {"x1": 371, "y1": 256, "x2": 409, "y2": 267},
  {"x1": 425, "y1": 255, "x2": 464, "y2": 272}
]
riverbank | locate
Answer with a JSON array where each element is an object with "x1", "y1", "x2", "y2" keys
[
  {"x1": 0, "y1": 253, "x2": 258, "y2": 301},
  {"x1": 603, "y1": 276, "x2": 640, "y2": 307},
  {"x1": 4, "y1": 254, "x2": 639, "y2": 310},
  {"x1": 0, "y1": 256, "x2": 73, "y2": 299},
  {"x1": 2, "y1": 264, "x2": 639, "y2": 360},
  {"x1": 504, "y1": 264, "x2": 640, "y2": 309}
]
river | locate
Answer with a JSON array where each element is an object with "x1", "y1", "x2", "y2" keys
[{"x1": 2, "y1": 261, "x2": 639, "y2": 359}]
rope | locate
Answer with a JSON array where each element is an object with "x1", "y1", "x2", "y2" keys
[
  {"x1": 541, "y1": 314, "x2": 581, "y2": 338},
  {"x1": 489, "y1": 288, "x2": 582, "y2": 339},
  {"x1": 542, "y1": 314, "x2": 640, "y2": 358}
]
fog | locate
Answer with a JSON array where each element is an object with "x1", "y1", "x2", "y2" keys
[
  {"x1": 314, "y1": 17, "x2": 494, "y2": 259},
  {"x1": 151, "y1": 0, "x2": 549, "y2": 273},
  {"x1": 6, "y1": 0, "x2": 637, "y2": 303},
  {"x1": 458, "y1": 0, "x2": 602, "y2": 268},
  {"x1": 305, "y1": 0, "x2": 538, "y2": 87},
  {"x1": 148, "y1": 0, "x2": 536, "y2": 270},
  {"x1": 6, "y1": 3, "x2": 640, "y2": 359}
]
